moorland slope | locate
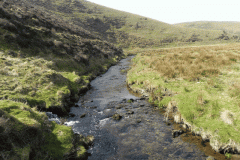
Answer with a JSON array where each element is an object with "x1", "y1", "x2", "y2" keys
[
  {"x1": 1, "y1": 0, "x2": 240, "y2": 159},
  {"x1": 0, "y1": 0, "x2": 123, "y2": 159},
  {"x1": 25, "y1": 0, "x2": 239, "y2": 48}
]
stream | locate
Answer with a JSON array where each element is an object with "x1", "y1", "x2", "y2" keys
[{"x1": 49, "y1": 56, "x2": 226, "y2": 160}]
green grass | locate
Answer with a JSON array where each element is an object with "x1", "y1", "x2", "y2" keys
[
  {"x1": 127, "y1": 43, "x2": 240, "y2": 153},
  {"x1": 0, "y1": 100, "x2": 87, "y2": 159},
  {"x1": 30, "y1": 0, "x2": 239, "y2": 49}
]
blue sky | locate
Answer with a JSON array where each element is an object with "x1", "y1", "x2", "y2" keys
[{"x1": 87, "y1": 0, "x2": 240, "y2": 24}]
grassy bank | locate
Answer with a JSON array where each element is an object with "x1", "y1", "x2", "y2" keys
[
  {"x1": 0, "y1": 42, "x2": 122, "y2": 159},
  {"x1": 0, "y1": 48, "x2": 121, "y2": 159},
  {"x1": 0, "y1": 0, "x2": 124, "y2": 159},
  {"x1": 127, "y1": 43, "x2": 240, "y2": 155}
]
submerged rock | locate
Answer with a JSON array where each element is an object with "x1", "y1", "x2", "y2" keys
[
  {"x1": 69, "y1": 113, "x2": 75, "y2": 117},
  {"x1": 126, "y1": 110, "x2": 134, "y2": 115},
  {"x1": 112, "y1": 113, "x2": 122, "y2": 120},
  {"x1": 172, "y1": 129, "x2": 184, "y2": 138},
  {"x1": 80, "y1": 113, "x2": 86, "y2": 118}
]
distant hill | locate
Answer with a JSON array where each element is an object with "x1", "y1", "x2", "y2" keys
[
  {"x1": 25, "y1": 0, "x2": 236, "y2": 48},
  {"x1": 175, "y1": 21, "x2": 240, "y2": 36}
]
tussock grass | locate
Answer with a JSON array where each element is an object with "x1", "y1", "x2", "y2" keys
[
  {"x1": 127, "y1": 43, "x2": 240, "y2": 154},
  {"x1": 140, "y1": 44, "x2": 240, "y2": 80}
]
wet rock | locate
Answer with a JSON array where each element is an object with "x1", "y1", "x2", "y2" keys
[
  {"x1": 166, "y1": 122, "x2": 171, "y2": 126},
  {"x1": 126, "y1": 110, "x2": 134, "y2": 115},
  {"x1": 172, "y1": 129, "x2": 184, "y2": 138},
  {"x1": 116, "y1": 105, "x2": 123, "y2": 109},
  {"x1": 182, "y1": 124, "x2": 189, "y2": 129},
  {"x1": 206, "y1": 156, "x2": 215, "y2": 160},
  {"x1": 112, "y1": 113, "x2": 122, "y2": 120},
  {"x1": 69, "y1": 113, "x2": 75, "y2": 117},
  {"x1": 136, "y1": 119, "x2": 141, "y2": 123},
  {"x1": 84, "y1": 135, "x2": 94, "y2": 146},
  {"x1": 201, "y1": 140, "x2": 206, "y2": 147},
  {"x1": 140, "y1": 104, "x2": 145, "y2": 107},
  {"x1": 80, "y1": 113, "x2": 86, "y2": 118},
  {"x1": 90, "y1": 106, "x2": 97, "y2": 109}
]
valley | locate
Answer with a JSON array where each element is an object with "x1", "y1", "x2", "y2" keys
[{"x1": 1, "y1": 0, "x2": 240, "y2": 159}]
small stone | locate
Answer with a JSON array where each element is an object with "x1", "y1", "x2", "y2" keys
[
  {"x1": 136, "y1": 119, "x2": 141, "y2": 123},
  {"x1": 90, "y1": 106, "x2": 97, "y2": 109},
  {"x1": 112, "y1": 113, "x2": 122, "y2": 120},
  {"x1": 69, "y1": 113, "x2": 75, "y2": 117},
  {"x1": 201, "y1": 140, "x2": 206, "y2": 147},
  {"x1": 126, "y1": 110, "x2": 134, "y2": 114},
  {"x1": 116, "y1": 105, "x2": 123, "y2": 109},
  {"x1": 206, "y1": 156, "x2": 215, "y2": 160},
  {"x1": 172, "y1": 129, "x2": 184, "y2": 138},
  {"x1": 80, "y1": 113, "x2": 86, "y2": 118},
  {"x1": 166, "y1": 122, "x2": 171, "y2": 126},
  {"x1": 86, "y1": 135, "x2": 94, "y2": 146},
  {"x1": 182, "y1": 124, "x2": 188, "y2": 129}
]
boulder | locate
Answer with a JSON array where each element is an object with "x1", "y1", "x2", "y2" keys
[{"x1": 172, "y1": 129, "x2": 184, "y2": 138}]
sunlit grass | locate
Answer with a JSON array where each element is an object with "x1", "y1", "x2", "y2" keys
[{"x1": 127, "y1": 43, "x2": 240, "y2": 149}]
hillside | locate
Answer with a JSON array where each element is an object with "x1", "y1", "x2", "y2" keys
[
  {"x1": 1, "y1": 0, "x2": 240, "y2": 159},
  {"x1": 25, "y1": 0, "x2": 237, "y2": 48},
  {"x1": 175, "y1": 21, "x2": 240, "y2": 37},
  {"x1": 0, "y1": 0, "x2": 123, "y2": 159}
]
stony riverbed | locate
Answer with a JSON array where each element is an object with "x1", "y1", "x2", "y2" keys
[{"x1": 47, "y1": 56, "x2": 227, "y2": 160}]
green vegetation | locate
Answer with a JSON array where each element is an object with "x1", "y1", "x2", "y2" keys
[
  {"x1": 127, "y1": 43, "x2": 240, "y2": 153},
  {"x1": 225, "y1": 153, "x2": 232, "y2": 159},
  {"x1": 0, "y1": 100, "x2": 77, "y2": 159},
  {"x1": 27, "y1": 0, "x2": 239, "y2": 49},
  {"x1": 127, "y1": 99, "x2": 133, "y2": 103},
  {"x1": 0, "y1": 0, "x2": 122, "y2": 159},
  {"x1": 2, "y1": 0, "x2": 240, "y2": 158}
]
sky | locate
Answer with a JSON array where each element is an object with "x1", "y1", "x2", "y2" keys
[{"x1": 87, "y1": 0, "x2": 240, "y2": 24}]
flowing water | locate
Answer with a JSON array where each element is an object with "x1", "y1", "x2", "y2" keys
[{"x1": 59, "y1": 56, "x2": 226, "y2": 160}]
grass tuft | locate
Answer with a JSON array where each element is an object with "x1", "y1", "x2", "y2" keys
[{"x1": 127, "y1": 43, "x2": 240, "y2": 153}]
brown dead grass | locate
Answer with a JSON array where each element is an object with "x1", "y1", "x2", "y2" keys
[{"x1": 141, "y1": 44, "x2": 240, "y2": 80}]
